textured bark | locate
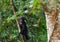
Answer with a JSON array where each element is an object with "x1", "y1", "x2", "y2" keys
[
  {"x1": 45, "y1": 8, "x2": 58, "y2": 42},
  {"x1": 45, "y1": 9, "x2": 60, "y2": 42},
  {"x1": 41, "y1": 0, "x2": 60, "y2": 42},
  {"x1": 49, "y1": 12, "x2": 60, "y2": 42}
]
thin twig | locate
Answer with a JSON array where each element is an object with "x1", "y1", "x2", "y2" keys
[{"x1": 10, "y1": 0, "x2": 25, "y2": 42}]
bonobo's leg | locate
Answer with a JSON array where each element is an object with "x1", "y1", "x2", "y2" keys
[{"x1": 24, "y1": 34, "x2": 29, "y2": 40}]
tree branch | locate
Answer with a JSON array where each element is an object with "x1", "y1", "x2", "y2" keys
[
  {"x1": 10, "y1": 0, "x2": 25, "y2": 42},
  {"x1": 10, "y1": 0, "x2": 20, "y2": 32}
]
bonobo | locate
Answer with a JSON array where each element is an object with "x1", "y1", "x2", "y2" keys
[{"x1": 18, "y1": 16, "x2": 29, "y2": 40}]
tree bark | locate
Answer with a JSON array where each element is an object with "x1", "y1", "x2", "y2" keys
[
  {"x1": 45, "y1": 9, "x2": 58, "y2": 42},
  {"x1": 41, "y1": 0, "x2": 60, "y2": 42}
]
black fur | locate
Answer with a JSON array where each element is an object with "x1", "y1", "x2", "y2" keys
[{"x1": 18, "y1": 16, "x2": 29, "y2": 40}]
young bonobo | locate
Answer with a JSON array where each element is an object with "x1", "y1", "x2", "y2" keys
[{"x1": 18, "y1": 16, "x2": 29, "y2": 40}]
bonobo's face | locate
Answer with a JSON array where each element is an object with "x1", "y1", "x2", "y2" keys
[
  {"x1": 20, "y1": 19, "x2": 23, "y2": 24},
  {"x1": 19, "y1": 16, "x2": 25, "y2": 24}
]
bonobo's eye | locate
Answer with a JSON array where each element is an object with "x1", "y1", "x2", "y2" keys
[{"x1": 20, "y1": 20, "x2": 22, "y2": 22}]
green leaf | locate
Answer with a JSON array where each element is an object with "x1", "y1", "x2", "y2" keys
[{"x1": 33, "y1": 24, "x2": 38, "y2": 27}]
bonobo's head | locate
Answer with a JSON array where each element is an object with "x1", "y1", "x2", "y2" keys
[{"x1": 19, "y1": 16, "x2": 26, "y2": 24}]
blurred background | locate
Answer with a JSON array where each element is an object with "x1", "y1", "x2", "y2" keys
[{"x1": 0, "y1": 0, "x2": 47, "y2": 42}]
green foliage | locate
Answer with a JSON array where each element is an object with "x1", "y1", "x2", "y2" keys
[
  {"x1": 0, "y1": 0, "x2": 47, "y2": 42},
  {"x1": 33, "y1": 0, "x2": 41, "y2": 9}
]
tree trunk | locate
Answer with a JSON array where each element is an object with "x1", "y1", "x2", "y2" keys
[
  {"x1": 45, "y1": 9, "x2": 58, "y2": 42},
  {"x1": 41, "y1": 0, "x2": 60, "y2": 42}
]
